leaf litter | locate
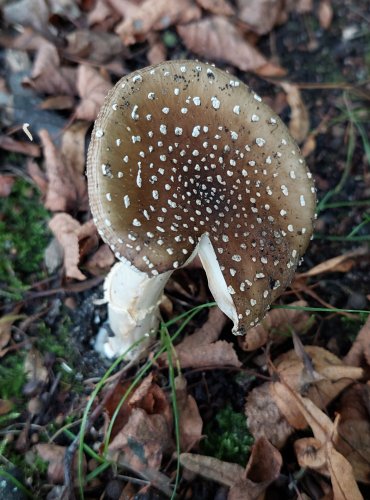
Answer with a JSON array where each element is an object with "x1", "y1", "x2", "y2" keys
[{"x1": 0, "y1": 0, "x2": 369, "y2": 498}]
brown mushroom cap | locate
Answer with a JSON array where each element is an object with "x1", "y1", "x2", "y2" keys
[{"x1": 87, "y1": 60, "x2": 316, "y2": 333}]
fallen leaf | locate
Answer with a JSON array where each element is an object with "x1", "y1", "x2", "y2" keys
[
  {"x1": 147, "y1": 38, "x2": 167, "y2": 65},
  {"x1": 0, "y1": 175, "x2": 14, "y2": 197},
  {"x1": 237, "y1": 0, "x2": 284, "y2": 35},
  {"x1": 0, "y1": 135, "x2": 41, "y2": 157},
  {"x1": 87, "y1": 0, "x2": 120, "y2": 26},
  {"x1": 24, "y1": 347, "x2": 49, "y2": 385},
  {"x1": 0, "y1": 313, "x2": 24, "y2": 353},
  {"x1": 40, "y1": 129, "x2": 87, "y2": 212},
  {"x1": 344, "y1": 315, "x2": 370, "y2": 367},
  {"x1": 272, "y1": 345, "x2": 364, "y2": 411},
  {"x1": 160, "y1": 308, "x2": 241, "y2": 369},
  {"x1": 245, "y1": 383, "x2": 294, "y2": 449},
  {"x1": 177, "y1": 16, "x2": 285, "y2": 76},
  {"x1": 108, "y1": 407, "x2": 172, "y2": 473},
  {"x1": 27, "y1": 158, "x2": 48, "y2": 196},
  {"x1": 3, "y1": 0, "x2": 50, "y2": 34},
  {"x1": 0, "y1": 399, "x2": 13, "y2": 416},
  {"x1": 23, "y1": 40, "x2": 76, "y2": 96},
  {"x1": 318, "y1": 0, "x2": 333, "y2": 29},
  {"x1": 175, "y1": 375, "x2": 203, "y2": 451},
  {"x1": 49, "y1": 213, "x2": 86, "y2": 280},
  {"x1": 238, "y1": 300, "x2": 311, "y2": 351},
  {"x1": 39, "y1": 95, "x2": 75, "y2": 110},
  {"x1": 35, "y1": 443, "x2": 86, "y2": 484},
  {"x1": 336, "y1": 385, "x2": 370, "y2": 483},
  {"x1": 229, "y1": 437, "x2": 282, "y2": 499},
  {"x1": 85, "y1": 244, "x2": 115, "y2": 275},
  {"x1": 75, "y1": 65, "x2": 112, "y2": 122},
  {"x1": 196, "y1": 0, "x2": 235, "y2": 16},
  {"x1": 296, "y1": 247, "x2": 368, "y2": 279},
  {"x1": 116, "y1": 0, "x2": 202, "y2": 45},
  {"x1": 180, "y1": 452, "x2": 244, "y2": 487},
  {"x1": 60, "y1": 121, "x2": 90, "y2": 180},
  {"x1": 65, "y1": 30, "x2": 124, "y2": 64},
  {"x1": 280, "y1": 82, "x2": 310, "y2": 144}
]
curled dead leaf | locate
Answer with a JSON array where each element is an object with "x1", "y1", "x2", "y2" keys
[
  {"x1": 280, "y1": 82, "x2": 310, "y2": 144},
  {"x1": 35, "y1": 443, "x2": 86, "y2": 484},
  {"x1": 237, "y1": 0, "x2": 284, "y2": 35},
  {"x1": 160, "y1": 307, "x2": 241, "y2": 369},
  {"x1": 239, "y1": 300, "x2": 311, "y2": 351},
  {"x1": 175, "y1": 375, "x2": 203, "y2": 451},
  {"x1": 75, "y1": 65, "x2": 112, "y2": 122},
  {"x1": 196, "y1": 0, "x2": 235, "y2": 16},
  {"x1": 49, "y1": 213, "x2": 86, "y2": 280},
  {"x1": 115, "y1": 0, "x2": 201, "y2": 45},
  {"x1": 344, "y1": 315, "x2": 370, "y2": 368}
]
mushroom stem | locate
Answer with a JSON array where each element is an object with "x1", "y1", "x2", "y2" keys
[{"x1": 95, "y1": 259, "x2": 172, "y2": 358}]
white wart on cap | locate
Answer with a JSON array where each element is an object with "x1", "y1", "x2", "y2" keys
[{"x1": 87, "y1": 60, "x2": 316, "y2": 335}]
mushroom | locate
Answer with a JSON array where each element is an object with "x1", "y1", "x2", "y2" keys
[{"x1": 87, "y1": 60, "x2": 316, "y2": 358}]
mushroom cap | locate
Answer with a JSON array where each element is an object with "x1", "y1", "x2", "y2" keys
[{"x1": 87, "y1": 60, "x2": 316, "y2": 333}]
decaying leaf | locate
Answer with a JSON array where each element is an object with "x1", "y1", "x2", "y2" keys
[
  {"x1": 245, "y1": 383, "x2": 295, "y2": 449},
  {"x1": 229, "y1": 438, "x2": 282, "y2": 499},
  {"x1": 272, "y1": 345, "x2": 364, "y2": 411},
  {"x1": 115, "y1": 0, "x2": 202, "y2": 45},
  {"x1": 239, "y1": 300, "x2": 311, "y2": 351},
  {"x1": 49, "y1": 213, "x2": 86, "y2": 280},
  {"x1": 280, "y1": 82, "x2": 310, "y2": 144},
  {"x1": 40, "y1": 129, "x2": 88, "y2": 212},
  {"x1": 75, "y1": 65, "x2": 112, "y2": 121},
  {"x1": 237, "y1": 0, "x2": 284, "y2": 35},
  {"x1": 65, "y1": 30, "x2": 124, "y2": 64},
  {"x1": 24, "y1": 347, "x2": 48, "y2": 386},
  {"x1": 335, "y1": 385, "x2": 370, "y2": 483},
  {"x1": 318, "y1": 0, "x2": 333, "y2": 29},
  {"x1": 0, "y1": 136, "x2": 40, "y2": 157},
  {"x1": 296, "y1": 247, "x2": 368, "y2": 279},
  {"x1": 175, "y1": 375, "x2": 203, "y2": 451},
  {"x1": 196, "y1": 0, "x2": 235, "y2": 16},
  {"x1": 181, "y1": 437, "x2": 282, "y2": 498},
  {"x1": 35, "y1": 443, "x2": 86, "y2": 484},
  {"x1": 344, "y1": 315, "x2": 370, "y2": 368},
  {"x1": 160, "y1": 307, "x2": 241, "y2": 369},
  {"x1": 3, "y1": 0, "x2": 50, "y2": 34},
  {"x1": 0, "y1": 313, "x2": 24, "y2": 354},
  {"x1": 177, "y1": 16, "x2": 284, "y2": 76},
  {"x1": 85, "y1": 244, "x2": 115, "y2": 275},
  {"x1": 108, "y1": 407, "x2": 171, "y2": 467}
]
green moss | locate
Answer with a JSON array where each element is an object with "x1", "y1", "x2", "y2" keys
[
  {"x1": 0, "y1": 178, "x2": 50, "y2": 300},
  {"x1": 340, "y1": 312, "x2": 368, "y2": 342},
  {"x1": 0, "y1": 353, "x2": 26, "y2": 402},
  {"x1": 202, "y1": 405, "x2": 254, "y2": 466}
]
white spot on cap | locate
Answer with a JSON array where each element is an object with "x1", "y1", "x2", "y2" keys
[
  {"x1": 132, "y1": 219, "x2": 141, "y2": 227},
  {"x1": 193, "y1": 97, "x2": 201, "y2": 106},
  {"x1": 192, "y1": 126, "x2": 201, "y2": 137},
  {"x1": 131, "y1": 105, "x2": 139, "y2": 120},
  {"x1": 300, "y1": 195, "x2": 306, "y2": 206},
  {"x1": 95, "y1": 128, "x2": 104, "y2": 138},
  {"x1": 148, "y1": 92, "x2": 155, "y2": 100},
  {"x1": 175, "y1": 127, "x2": 183, "y2": 136},
  {"x1": 152, "y1": 190, "x2": 159, "y2": 200},
  {"x1": 233, "y1": 105, "x2": 240, "y2": 115},
  {"x1": 162, "y1": 107, "x2": 169, "y2": 114},
  {"x1": 251, "y1": 114, "x2": 260, "y2": 122},
  {"x1": 211, "y1": 96, "x2": 220, "y2": 109},
  {"x1": 160, "y1": 124, "x2": 167, "y2": 134},
  {"x1": 256, "y1": 137, "x2": 266, "y2": 147},
  {"x1": 231, "y1": 131, "x2": 238, "y2": 141}
]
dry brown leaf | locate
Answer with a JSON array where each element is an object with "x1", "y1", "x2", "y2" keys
[
  {"x1": 24, "y1": 347, "x2": 49, "y2": 385},
  {"x1": 147, "y1": 38, "x2": 167, "y2": 65},
  {"x1": 0, "y1": 136, "x2": 40, "y2": 157},
  {"x1": 160, "y1": 308, "x2": 241, "y2": 369},
  {"x1": 0, "y1": 399, "x2": 13, "y2": 416},
  {"x1": 336, "y1": 385, "x2": 370, "y2": 483},
  {"x1": 3, "y1": 0, "x2": 50, "y2": 34},
  {"x1": 39, "y1": 95, "x2": 75, "y2": 110},
  {"x1": 108, "y1": 407, "x2": 172, "y2": 471},
  {"x1": 175, "y1": 375, "x2": 203, "y2": 451},
  {"x1": 296, "y1": 247, "x2": 368, "y2": 279},
  {"x1": 75, "y1": 65, "x2": 112, "y2": 122},
  {"x1": 60, "y1": 121, "x2": 90, "y2": 179},
  {"x1": 196, "y1": 0, "x2": 235, "y2": 16},
  {"x1": 180, "y1": 452, "x2": 245, "y2": 487},
  {"x1": 23, "y1": 41, "x2": 76, "y2": 96},
  {"x1": 65, "y1": 30, "x2": 124, "y2": 64},
  {"x1": 229, "y1": 437, "x2": 282, "y2": 499},
  {"x1": 237, "y1": 0, "x2": 284, "y2": 35},
  {"x1": 177, "y1": 16, "x2": 276, "y2": 75},
  {"x1": 87, "y1": 0, "x2": 119, "y2": 26},
  {"x1": 318, "y1": 0, "x2": 333, "y2": 29},
  {"x1": 344, "y1": 315, "x2": 370, "y2": 368},
  {"x1": 35, "y1": 443, "x2": 86, "y2": 484},
  {"x1": 0, "y1": 175, "x2": 14, "y2": 197},
  {"x1": 245, "y1": 383, "x2": 294, "y2": 449},
  {"x1": 239, "y1": 300, "x2": 311, "y2": 351},
  {"x1": 270, "y1": 381, "x2": 307, "y2": 429},
  {"x1": 273, "y1": 346, "x2": 364, "y2": 411},
  {"x1": 327, "y1": 442, "x2": 363, "y2": 500},
  {"x1": 115, "y1": 0, "x2": 201, "y2": 45},
  {"x1": 49, "y1": 213, "x2": 86, "y2": 280},
  {"x1": 40, "y1": 129, "x2": 87, "y2": 212},
  {"x1": 85, "y1": 244, "x2": 115, "y2": 275},
  {"x1": 280, "y1": 82, "x2": 310, "y2": 144},
  {"x1": 106, "y1": 0, "x2": 142, "y2": 19}
]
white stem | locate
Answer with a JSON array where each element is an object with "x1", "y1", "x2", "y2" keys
[{"x1": 95, "y1": 260, "x2": 173, "y2": 358}]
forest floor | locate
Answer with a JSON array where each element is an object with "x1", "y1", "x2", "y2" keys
[{"x1": 0, "y1": 0, "x2": 369, "y2": 499}]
